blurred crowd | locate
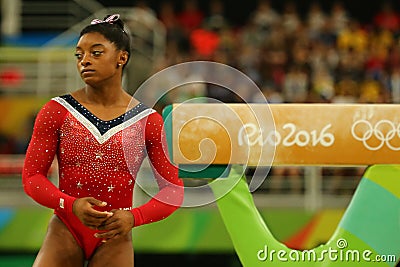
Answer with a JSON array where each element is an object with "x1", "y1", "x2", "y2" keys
[{"x1": 138, "y1": 0, "x2": 400, "y2": 108}]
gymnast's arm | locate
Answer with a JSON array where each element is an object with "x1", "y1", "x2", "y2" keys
[
  {"x1": 22, "y1": 101, "x2": 112, "y2": 229},
  {"x1": 131, "y1": 112, "x2": 184, "y2": 227},
  {"x1": 22, "y1": 101, "x2": 77, "y2": 215}
]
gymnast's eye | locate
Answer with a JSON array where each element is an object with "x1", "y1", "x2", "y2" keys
[
  {"x1": 74, "y1": 53, "x2": 83, "y2": 60},
  {"x1": 92, "y1": 51, "x2": 103, "y2": 57}
]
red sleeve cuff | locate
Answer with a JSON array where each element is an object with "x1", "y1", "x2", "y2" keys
[
  {"x1": 55, "y1": 195, "x2": 76, "y2": 215},
  {"x1": 131, "y1": 207, "x2": 144, "y2": 227}
]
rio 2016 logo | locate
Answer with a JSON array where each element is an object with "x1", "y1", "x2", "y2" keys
[{"x1": 238, "y1": 123, "x2": 335, "y2": 148}]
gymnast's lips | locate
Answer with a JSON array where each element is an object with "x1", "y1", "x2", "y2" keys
[{"x1": 81, "y1": 69, "x2": 95, "y2": 75}]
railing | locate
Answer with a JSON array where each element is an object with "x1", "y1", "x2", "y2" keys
[
  {"x1": 21, "y1": 0, "x2": 98, "y2": 32},
  {"x1": 0, "y1": 6, "x2": 166, "y2": 96},
  {"x1": 0, "y1": 154, "x2": 57, "y2": 207},
  {"x1": 0, "y1": 154, "x2": 359, "y2": 210}
]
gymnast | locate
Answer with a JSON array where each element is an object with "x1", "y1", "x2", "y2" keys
[{"x1": 22, "y1": 14, "x2": 184, "y2": 267}]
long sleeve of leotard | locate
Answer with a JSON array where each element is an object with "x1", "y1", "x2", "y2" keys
[
  {"x1": 22, "y1": 101, "x2": 76, "y2": 215},
  {"x1": 131, "y1": 112, "x2": 184, "y2": 227}
]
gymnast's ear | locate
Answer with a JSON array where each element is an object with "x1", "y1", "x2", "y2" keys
[{"x1": 117, "y1": 50, "x2": 129, "y2": 67}]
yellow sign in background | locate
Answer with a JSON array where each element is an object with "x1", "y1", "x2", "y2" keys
[{"x1": 171, "y1": 103, "x2": 400, "y2": 166}]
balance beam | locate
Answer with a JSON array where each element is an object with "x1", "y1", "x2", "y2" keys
[{"x1": 164, "y1": 103, "x2": 400, "y2": 167}]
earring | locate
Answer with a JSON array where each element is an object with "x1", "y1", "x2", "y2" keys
[{"x1": 117, "y1": 63, "x2": 122, "y2": 68}]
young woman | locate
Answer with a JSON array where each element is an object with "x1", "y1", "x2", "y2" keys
[{"x1": 22, "y1": 14, "x2": 184, "y2": 267}]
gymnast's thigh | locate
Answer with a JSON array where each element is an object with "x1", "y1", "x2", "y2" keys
[
  {"x1": 33, "y1": 215, "x2": 85, "y2": 267},
  {"x1": 88, "y1": 231, "x2": 134, "y2": 267}
]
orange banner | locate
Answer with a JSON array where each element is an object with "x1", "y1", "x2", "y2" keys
[{"x1": 171, "y1": 103, "x2": 400, "y2": 166}]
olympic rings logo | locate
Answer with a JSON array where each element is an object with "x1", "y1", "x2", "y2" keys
[{"x1": 351, "y1": 119, "x2": 400, "y2": 151}]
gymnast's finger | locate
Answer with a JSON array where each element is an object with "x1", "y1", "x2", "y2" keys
[
  {"x1": 86, "y1": 197, "x2": 107, "y2": 208},
  {"x1": 86, "y1": 209, "x2": 113, "y2": 219},
  {"x1": 97, "y1": 218, "x2": 119, "y2": 231},
  {"x1": 95, "y1": 230, "x2": 120, "y2": 240},
  {"x1": 81, "y1": 212, "x2": 111, "y2": 228}
]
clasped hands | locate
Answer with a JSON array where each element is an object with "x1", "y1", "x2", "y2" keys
[{"x1": 72, "y1": 197, "x2": 134, "y2": 242}]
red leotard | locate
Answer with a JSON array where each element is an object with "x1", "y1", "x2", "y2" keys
[{"x1": 22, "y1": 95, "x2": 184, "y2": 259}]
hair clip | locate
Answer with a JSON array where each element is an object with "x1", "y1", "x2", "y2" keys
[{"x1": 91, "y1": 14, "x2": 120, "y2": 25}]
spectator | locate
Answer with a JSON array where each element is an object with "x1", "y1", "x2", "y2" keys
[
  {"x1": 158, "y1": 1, "x2": 185, "y2": 45},
  {"x1": 358, "y1": 78, "x2": 385, "y2": 103},
  {"x1": 282, "y1": 64, "x2": 310, "y2": 103},
  {"x1": 281, "y1": 1, "x2": 301, "y2": 35},
  {"x1": 332, "y1": 76, "x2": 359, "y2": 103},
  {"x1": 202, "y1": 0, "x2": 230, "y2": 32},
  {"x1": 337, "y1": 19, "x2": 368, "y2": 53},
  {"x1": 306, "y1": 2, "x2": 328, "y2": 40},
  {"x1": 373, "y1": 1, "x2": 400, "y2": 34},
  {"x1": 329, "y1": 1, "x2": 350, "y2": 36},
  {"x1": 251, "y1": 0, "x2": 280, "y2": 36},
  {"x1": 177, "y1": 0, "x2": 204, "y2": 36}
]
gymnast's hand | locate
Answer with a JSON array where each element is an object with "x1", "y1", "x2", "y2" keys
[
  {"x1": 95, "y1": 209, "x2": 135, "y2": 241},
  {"x1": 72, "y1": 197, "x2": 113, "y2": 229}
]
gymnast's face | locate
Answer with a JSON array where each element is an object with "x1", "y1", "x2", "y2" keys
[{"x1": 75, "y1": 32, "x2": 124, "y2": 86}]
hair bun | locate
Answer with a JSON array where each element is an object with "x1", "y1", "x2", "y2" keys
[{"x1": 103, "y1": 14, "x2": 125, "y2": 30}]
